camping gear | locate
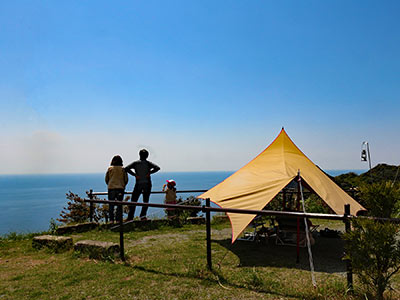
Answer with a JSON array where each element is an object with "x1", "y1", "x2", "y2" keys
[{"x1": 319, "y1": 228, "x2": 341, "y2": 238}]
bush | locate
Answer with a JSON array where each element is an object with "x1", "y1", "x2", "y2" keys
[
  {"x1": 304, "y1": 194, "x2": 333, "y2": 214},
  {"x1": 58, "y1": 191, "x2": 107, "y2": 224},
  {"x1": 48, "y1": 218, "x2": 59, "y2": 234},
  {"x1": 264, "y1": 191, "x2": 333, "y2": 214},
  {"x1": 345, "y1": 218, "x2": 400, "y2": 299},
  {"x1": 344, "y1": 182, "x2": 400, "y2": 300},
  {"x1": 359, "y1": 181, "x2": 400, "y2": 218},
  {"x1": 264, "y1": 194, "x2": 284, "y2": 211},
  {"x1": 166, "y1": 196, "x2": 202, "y2": 221}
]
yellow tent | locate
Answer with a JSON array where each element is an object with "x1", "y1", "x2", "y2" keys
[{"x1": 198, "y1": 128, "x2": 365, "y2": 242}]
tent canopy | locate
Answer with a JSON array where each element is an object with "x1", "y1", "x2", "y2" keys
[{"x1": 198, "y1": 128, "x2": 365, "y2": 242}]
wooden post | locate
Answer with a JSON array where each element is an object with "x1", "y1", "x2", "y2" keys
[
  {"x1": 206, "y1": 198, "x2": 212, "y2": 270},
  {"x1": 89, "y1": 189, "x2": 94, "y2": 222},
  {"x1": 118, "y1": 202, "x2": 125, "y2": 261},
  {"x1": 344, "y1": 204, "x2": 353, "y2": 292}
]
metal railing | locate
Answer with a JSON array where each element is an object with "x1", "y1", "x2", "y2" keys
[
  {"x1": 83, "y1": 193, "x2": 355, "y2": 288},
  {"x1": 88, "y1": 189, "x2": 208, "y2": 196},
  {"x1": 83, "y1": 189, "x2": 400, "y2": 292}
]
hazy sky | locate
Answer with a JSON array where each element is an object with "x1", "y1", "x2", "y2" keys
[{"x1": 1, "y1": 1, "x2": 399, "y2": 174}]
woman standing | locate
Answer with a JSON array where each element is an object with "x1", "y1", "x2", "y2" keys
[{"x1": 105, "y1": 155, "x2": 128, "y2": 223}]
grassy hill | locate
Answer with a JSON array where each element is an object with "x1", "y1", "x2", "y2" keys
[{"x1": 1, "y1": 220, "x2": 400, "y2": 300}]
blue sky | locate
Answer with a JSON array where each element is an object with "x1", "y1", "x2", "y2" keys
[{"x1": 1, "y1": 1, "x2": 399, "y2": 174}]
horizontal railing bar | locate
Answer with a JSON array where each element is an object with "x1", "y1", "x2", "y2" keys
[
  {"x1": 83, "y1": 199, "x2": 346, "y2": 220},
  {"x1": 84, "y1": 199, "x2": 400, "y2": 223},
  {"x1": 90, "y1": 190, "x2": 208, "y2": 196}
]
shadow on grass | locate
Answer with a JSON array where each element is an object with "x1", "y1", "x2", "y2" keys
[
  {"x1": 214, "y1": 236, "x2": 346, "y2": 273},
  {"x1": 127, "y1": 264, "x2": 306, "y2": 299},
  {"x1": 112, "y1": 235, "x2": 348, "y2": 299}
]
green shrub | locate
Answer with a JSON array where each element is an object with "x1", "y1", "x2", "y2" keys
[
  {"x1": 48, "y1": 218, "x2": 59, "y2": 234},
  {"x1": 264, "y1": 191, "x2": 333, "y2": 214},
  {"x1": 166, "y1": 196, "x2": 201, "y2": 221},
  {"x1": 264, "y1": 194, "x2": 284, "y2": 211},
  {"x1": 344, "y1": 182, "x2": 400, "y2": 300},
  {"x1": 359, "y1": 181, "x2": 400, "y2": 218},
  {"x1": 58, "y1": 191, "x2": 108, "y2": 224},
  {"x1": 304, "y1": 194, "x2": 333, "y2": 214},
  {"x1": 345, "y1": 218, "x2": 400, "y2": 299}
]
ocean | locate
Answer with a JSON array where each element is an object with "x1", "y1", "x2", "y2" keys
[{"x1": 0, "y1": 170, "x2": 365, "y2": 236}]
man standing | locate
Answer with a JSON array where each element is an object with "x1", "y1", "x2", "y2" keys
[{"x1": 125, "y1": 149, "x2": 160, "y2": 220}]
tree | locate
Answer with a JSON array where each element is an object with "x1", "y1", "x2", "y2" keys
[
  {"x1": 344, "y1": 182, "x2": 400, "y2": 300},
  {"x1": 58, "y1": 191, "x2": 104, "y2": 224}
]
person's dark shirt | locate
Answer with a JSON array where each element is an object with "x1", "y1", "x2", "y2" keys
[{"x1": 125, "y1": 159, "x2": 160, "y2": 184}]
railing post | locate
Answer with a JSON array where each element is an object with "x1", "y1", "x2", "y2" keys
[
  {"x1": 296, "y1": 177, "x2": 301, "y2": 264},
  {"x1": 344, "y1": 204, "x2": 353, "y2": 292},
  {"x1": 89, "y1": 189, "x2": 94, "y2": 222},
  {"x1": 118, "y1": 200, "x2": 125, "y2": 261},
  {"x1": 205, "y1": 198, "x2": 212, "y2": 270}
]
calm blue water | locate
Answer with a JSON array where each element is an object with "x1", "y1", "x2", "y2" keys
[{"x1": 0, "y1": 170, "x2": 365, "y2": 235}]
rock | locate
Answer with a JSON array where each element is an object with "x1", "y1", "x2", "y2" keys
[
  {"x1": 32, "y1": 235, "x2": 73, "y2": 252},
  {"x1": 74, "y1": 240, "x2": 120, "y2": 259},
  {"x1": 56, "y1": 222, "x2": 98, "y2": 235}
]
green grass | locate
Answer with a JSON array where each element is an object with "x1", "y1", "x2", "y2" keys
[{"x1": 0, "y1": 221, "x2": 399, "y2": 299}]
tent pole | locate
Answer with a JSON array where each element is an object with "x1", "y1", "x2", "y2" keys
[{"x1": 296, "y1": 174, "x2": 301, "y2": 263}]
